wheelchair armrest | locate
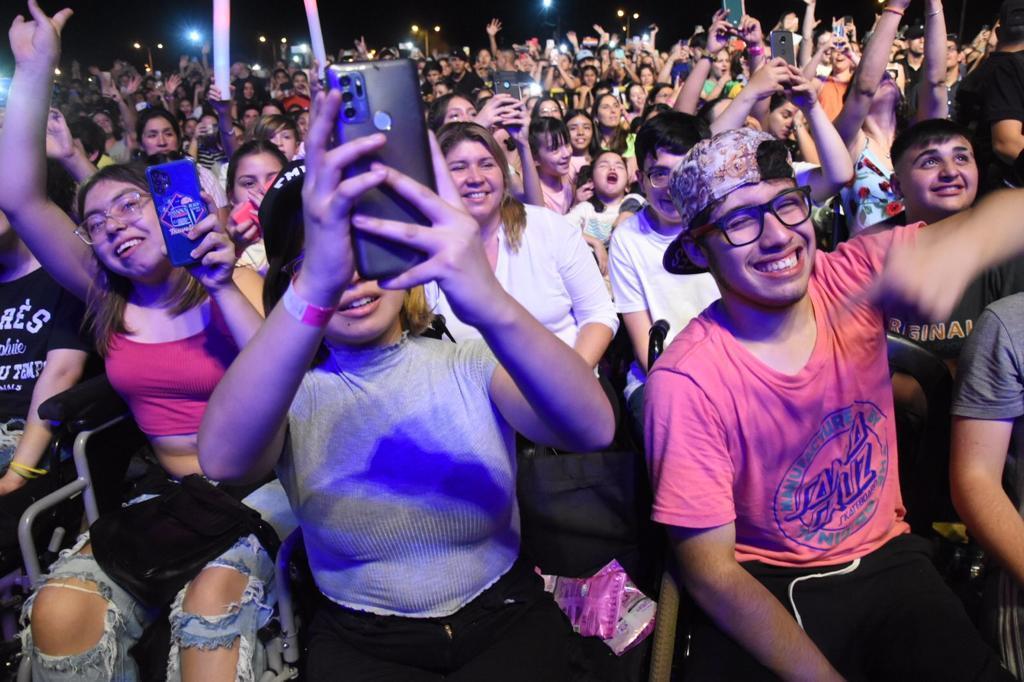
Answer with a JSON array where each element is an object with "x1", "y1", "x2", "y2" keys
[{"x1": 38, "y1": 375, "x2": 130, "y2": 434}]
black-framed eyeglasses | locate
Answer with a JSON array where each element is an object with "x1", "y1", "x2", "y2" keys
[{"x1": 692, "y1": 185, "x2": 812, "y2": 247}]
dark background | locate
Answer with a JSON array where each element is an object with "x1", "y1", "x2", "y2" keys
[{"x1": 0, "y1": 0, "x2": 1001, "y2": 76}]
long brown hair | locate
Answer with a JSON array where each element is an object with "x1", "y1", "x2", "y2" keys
[
  {"x1": 75, "y1": 163, "x2": 207, "y2": 354},
  {"x1": 436, "y1": 122, "x2": 528, "y2": 252}
]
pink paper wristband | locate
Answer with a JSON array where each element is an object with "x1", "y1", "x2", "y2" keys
[{"x1": 282, "y1": 280, "x2": 335, "y2": 327}]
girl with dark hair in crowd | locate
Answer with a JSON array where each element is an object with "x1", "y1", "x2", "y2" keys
[
  {"x1": 427, "y1": 92, "x2": 478, "y2": 131},
  {"x1": 531, "y1": 96, "x2": 564, "y2": 120},
  {"x1": 225, "y1": 140, "x2": 288, "y2": 274},
  {"x1": 528, "y1": 117, "x2": 576, "y2": 214},
  {"x1": 591, "y1": 92, "x2": 638, "y2": 179},
  {"x1": 566, "y1": 150, "x2": 645, "y2": 275},
  {"x1": 0, "y1": 5, "x2": 276, "y2": 679},
  {"x1": 90, "y1": 106, "x2": 132, "y2": 163},
  {"x1": 565, "y1": 108, "x2": 599, "y2": 176},
  {"x1": 625, "y1": 82, "x2": 648, "y2": 124},
  {"x1": 135, "y1": 107, "x2": 231, "y2": 222}
]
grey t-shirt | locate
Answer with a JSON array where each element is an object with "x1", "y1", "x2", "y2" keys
[
  {"x1": 951, "y1": 293, "x2": 1024, "y2": 513},
  {"x1": 278, "y1": 334, "x2": 519, "y2": 618}
]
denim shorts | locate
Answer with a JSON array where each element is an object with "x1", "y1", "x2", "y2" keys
[{"x1": 20, "y1": 484, "x2": 280, "y2": 682}]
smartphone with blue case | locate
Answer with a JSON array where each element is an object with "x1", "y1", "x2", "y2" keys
[
  {"x1": 146, "y1": 159, "x2": 207, "y2": 267},
  {"x1": 327, "y1": 60, "x2": 435, "y2": 281}
]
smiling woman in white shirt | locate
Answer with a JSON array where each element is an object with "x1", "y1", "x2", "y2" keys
[{"x1": 429, "y1": 123, "x2": 618, "y2": 368}]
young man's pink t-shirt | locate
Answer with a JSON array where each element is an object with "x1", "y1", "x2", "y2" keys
[{"x1": 645, "y1": 225, "x2": 919, "y2": 568}]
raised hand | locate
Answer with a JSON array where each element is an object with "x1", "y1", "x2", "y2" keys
[
  {"x1": 745, "y1": 58, "x2": 793, "y2": 101},
  {"x1": 44, "y1": 107, "x2": 75, "y2": 160},
  {"x1": 165, "y1": 73, "x2": 182, "y2": 97},
  {"x1": 706, "y1": 10, "x2": 733, "y2": 54},
  {"x1": 739, "y1": 14, "x2": 764, "y2": 47},
  {"x1": 297, "y1": 91, "x2": 388, "y2": 305},
  {"x1": 348, "y1": 138, "x2": 503, "y2": 328},
  {"x1": 122, "y1": 73, "x2": 142, "y2": 96},
  {"x1": 182, "y1": 193, "x2": 235, "y2": 293},
  {"x1": 473, "y1": 93, "x2": 519, "y2": 129},
  {"x1": 786, "y1": 66, "x2": 822, "y2": 110},
  {"x1": 8, "y1": 0, "x2": 73, "y2": 71},
  {"x1": 486, "y1": 19, "x2": 502, "y2": 37}
]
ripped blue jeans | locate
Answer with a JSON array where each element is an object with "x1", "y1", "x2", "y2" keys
[{"x1": 20, "y1": 526, "x2": 276, "y2": 681}]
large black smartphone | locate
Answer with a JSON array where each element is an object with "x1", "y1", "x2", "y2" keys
[
  {"x1": 327, "y1": 60, "x2": 435, "y2": 281},
  {"x1": 494, "y1": 70, "x2": 533, "y2": 101},
  {"x1": 770, "y1": 31, "x2": 796, "y2": 66},
  {"x1": 145, "y1": 159, "x2": 205, "y2": 267}
]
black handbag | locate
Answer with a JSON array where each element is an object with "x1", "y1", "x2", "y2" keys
[
  {"x1": 516, "y1": 439, "x2": 662, "y2": 591},
  {"x1": 90, "y1": 475, "x2": 279, "y2": 608}
]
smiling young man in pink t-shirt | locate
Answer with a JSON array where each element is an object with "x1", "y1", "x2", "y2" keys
[{"x1": 646, "y1": 126, "x2": 1019, "y2": 681}]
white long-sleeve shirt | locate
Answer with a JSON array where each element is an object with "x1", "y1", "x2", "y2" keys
[{"x1": 426, "y1": 204, "x2": 618, "y2": 347}]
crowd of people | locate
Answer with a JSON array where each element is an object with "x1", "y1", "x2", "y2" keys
[{"x1": 2, "y1": 0, "x2": 1024, "y2": 678}]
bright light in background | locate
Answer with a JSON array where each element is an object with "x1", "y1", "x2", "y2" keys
[
  {"x1": 292, "y1": 55, "x2": 301, "y2": 63},
  {"x1": 433, "y1": 25, "x2": 441, "y2": 32},
  {"x1": 528, "y1": 82, "x2": 542, "y2": 96},
  {"x1": 187, "y1": 30, "x2": 201, "y2": 43},
  {"x1": 281, "y1": 37, "x2": 288, "y2": 44},
  {"x1": 133, "y1": 42, "x2": 142, "y2": 49},
  {"x1": 633, "y1": 12, "x2": 639, "y2": 19},
  {"x1": 156, "y1": 43, "x2": 164, "y2": 49},
  {"x1": 53, "y1": 68, "x2": 61, "y2": 75},
  {"x1": 259, "y1": 35, "x2": 267, "y2": 43},
  {"x1": 252, "y1": 63, "x2": 261, "y2": 70},
  {"x1": 542, "y1": 0, "x2": 552, "y2": 8},
  {"x1": 411, "y1": 24, "x2": 419, "y2": 33},
  {"x1": 560, "y1": 43, "x2": 568, "y2": 52},
  {"x1": 617, "y1": 9, "x2": 624, "y2": 17}
]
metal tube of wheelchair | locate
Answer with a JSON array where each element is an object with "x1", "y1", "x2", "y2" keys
[
  {"x1": 648, "y1": 320, "x2": 670, "y2": 372},
  {"x1": 275, "y1": 529, "x2": 303, "y2": 665}
]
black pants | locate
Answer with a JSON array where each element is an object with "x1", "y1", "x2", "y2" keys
[
  {"x1": 306, "y1": 557, "x2": 599, "y2": 681},
  {"x1": 684, "y1": 534, "x2": 1013, "y2": 682}
]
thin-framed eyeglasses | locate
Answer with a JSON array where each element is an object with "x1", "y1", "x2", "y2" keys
[
  {"x1": 75, "y1": 192, "x2": 152, "y2": 245},
  {"x1": 691, "y1": 185, "x2": 812, "y2": 247}
]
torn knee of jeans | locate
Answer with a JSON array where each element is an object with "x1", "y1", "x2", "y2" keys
[
  {"x1": 21, "y1": 579, "x2": 124, "y2": 678},
  {"x1": 170, "y1": 572, "x2": 272, "y2": 651}
]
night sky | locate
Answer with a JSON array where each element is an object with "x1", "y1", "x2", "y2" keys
[{"x1": 0, "y1": 0, "x2": 1003, "y2": 75}]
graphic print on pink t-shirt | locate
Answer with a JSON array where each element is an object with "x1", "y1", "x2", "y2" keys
[{"x1": 775, "y1": 402, "x2": 889, "y2": 551}]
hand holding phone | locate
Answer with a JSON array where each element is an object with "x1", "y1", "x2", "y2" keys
[{"x1": 146, "y1": 159, "x2": 207, "y2": 267}]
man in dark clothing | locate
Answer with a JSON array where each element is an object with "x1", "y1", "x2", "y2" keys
[
  {"x1": 901, "y1": 24, "x2": 927, "y2": 93},
  {"x1": 447, "y1": 50, "x2": 484, "y2": 98},
  {"x1": 977, "y1": 0, "x2": 1024, "y2": 190}
]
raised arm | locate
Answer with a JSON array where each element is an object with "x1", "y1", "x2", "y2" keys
[
  {"x1": 711, "y1": 58, "x2": 791, "y2": 135},
  {"x1": 0, "y1": 1, "x2": 96, "y2": 300},
  {"x1": 486, "y1": 19, "x2": 502, "y2": 59},
  {"x1": 800, "y1": 0, "x2": 818, "y2": 67},
  {"x1": 915, "y1": 0, "x2": 949, "y2": 121},
  {"x1": 832, "y1": 0, "x2": 908, "y2": 147},
  {"x1": 789, "y1": 70, "x2": 855, "y2": 200},
  {"x1": 675, "y1": 55, "x2": 711, "y2": 114},
  {"x1": 45, "y1": 108, "x2": 98, "y2": 183}
]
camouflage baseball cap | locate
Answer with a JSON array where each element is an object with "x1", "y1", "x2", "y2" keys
[{"x1": 663, "y1": 127, "x2": 793, "y2": 275}]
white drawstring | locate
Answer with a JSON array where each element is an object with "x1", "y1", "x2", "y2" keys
[{"x1": 787, "y1": 558, "x2": 862, "y2": 630}]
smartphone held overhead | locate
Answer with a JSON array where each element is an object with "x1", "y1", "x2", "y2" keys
[{"x1": 327, "y1": 60, "x2": 436, "y2": 281}]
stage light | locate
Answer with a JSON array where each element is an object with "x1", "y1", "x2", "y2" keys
[{"x1": 187, "y1": 30, "x2": 201, "y2": 43}]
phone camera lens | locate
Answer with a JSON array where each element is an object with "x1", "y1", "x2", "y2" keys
[
  {"x1": 343, "y1": 106, "x2": 356, "y2": 119},
  {"x1": 503, "y1": 81, "x2": 511, "y2": 88},
  {"x1": 340, "y1": 75, "x2": 351, "y2": 87},
  {"x1": 342, "y1": 91, "x2": 354, "y2": 102}
]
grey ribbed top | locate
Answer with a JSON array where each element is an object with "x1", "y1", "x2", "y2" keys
[{"x1": 278, "y1": 334, "x2": 519, "y2": 617}]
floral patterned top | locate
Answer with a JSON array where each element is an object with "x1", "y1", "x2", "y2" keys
[{"x1": 840, "y1": 141, "x2": 905, "y2": 236}]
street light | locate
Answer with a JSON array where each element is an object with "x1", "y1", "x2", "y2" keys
[
  {"x1": 542, "y1": 0, "x2": 552, "y2": 8},
  {"x1": 411, "y1": 24, "x2": 419, "y2": 33},
  {"x1": 133, "y1": 41, "x2": 142, "y2": 49},
  {"x1": 617, "y1": 9, "x2": 624, "y2": 17},
  {"x1": 433, "y1": 25, "x2": 441, "y2": 32},
  {"x1": 617, "y1": 9, "x2": 638, "y2": 37},
  {"x1": 156, "y1": 43, "x2": 164, "y2": 49},
  {"x1": 258, "y1": 35, "x2": 267, "y2": 43},
  {"x1": 412, "y1": 25, "x2": 440, "y2": 55},
  {"x1": 187, "y1": 29, "x2": 201, "y2": 43}
]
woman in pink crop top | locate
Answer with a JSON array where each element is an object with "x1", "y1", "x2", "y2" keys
[{"x1": 0, "y1": 6, "x2": 273, "y2": 681}]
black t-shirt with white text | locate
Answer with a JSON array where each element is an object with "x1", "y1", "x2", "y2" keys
[{"x1": 0, "y1": 267, "x2": 90, "y2": 419}]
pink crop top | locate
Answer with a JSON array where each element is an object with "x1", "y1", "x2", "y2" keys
[{"x1": 105, "y1": 303, "x2": 239, "y2": 437}]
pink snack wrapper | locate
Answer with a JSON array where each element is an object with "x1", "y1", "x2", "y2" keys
[{"x1": 542, "y1": 559, "x2": 657, "y2": 654}]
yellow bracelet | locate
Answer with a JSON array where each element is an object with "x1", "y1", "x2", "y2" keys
[{"x1": 9, "y1": 461, "x2": 47, "y2": 479}]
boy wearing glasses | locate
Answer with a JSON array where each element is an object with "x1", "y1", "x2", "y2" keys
[
  {"x1": 645, "y1": 127, "x2": 1015, "y2": 680},
  {"x1": 607, "y1": 112, "x2": 719, "y2": 434}
]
